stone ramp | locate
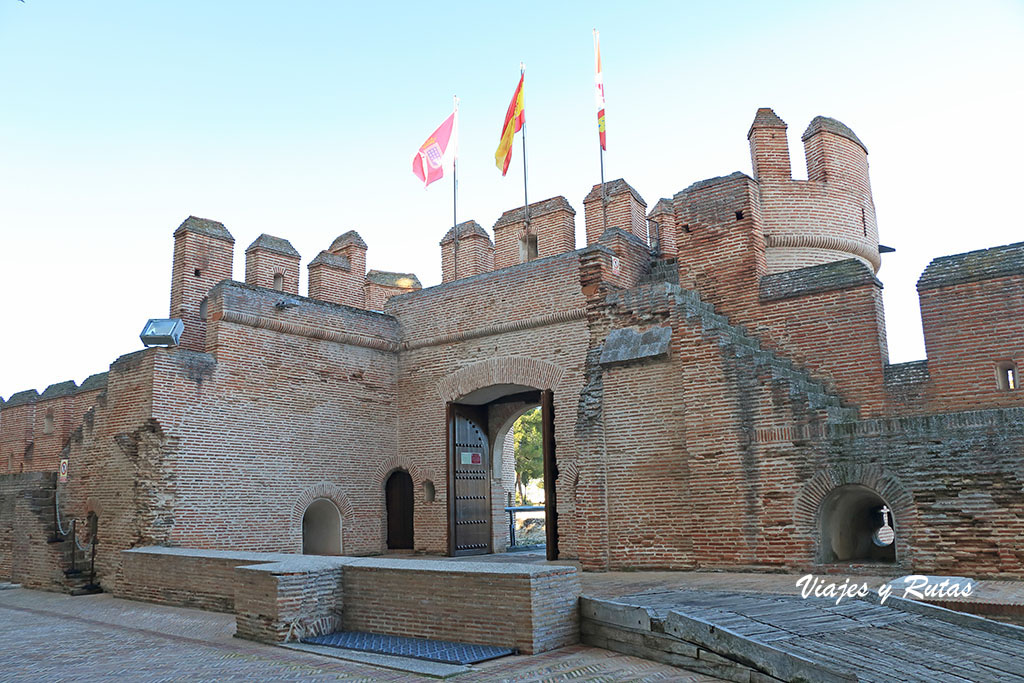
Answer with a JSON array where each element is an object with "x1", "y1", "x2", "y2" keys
[{"x1": 583, "y1": 589, "x2": 1024, "y2": 682}]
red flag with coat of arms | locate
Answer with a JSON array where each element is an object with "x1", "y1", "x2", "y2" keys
[{"x1": 412, "y1": 107, "x2": 458, "y2": 188}]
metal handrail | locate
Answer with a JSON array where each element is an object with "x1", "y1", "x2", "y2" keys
[
  {"x1": 504, "y1": 505, "x2": 545, "y2": 548},
  {"x1": 54, "y1": 486, "x2": 94, "y2": 552}
]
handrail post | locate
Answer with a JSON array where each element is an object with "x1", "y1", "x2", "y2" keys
[
  {"x1": 69, "y1": 519, "x2": 77, "y2": 573},
  {"x1": 50, "y1": 489, "x2": 60, "y2": 542},
  {"x1": 88, "y1": 528, "x2": 97, "y2": 588}
]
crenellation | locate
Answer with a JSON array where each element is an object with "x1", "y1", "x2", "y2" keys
[
  {"x1": 245, "y1": 234, "x2": 301, "y2": 294},
  {"x1": 2, "y1": 106, "x2": 1022, "y2": 596}
]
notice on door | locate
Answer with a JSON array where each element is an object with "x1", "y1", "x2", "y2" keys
[{"x1": 461, "y1": 451, "x2": 482, "y2": 465}]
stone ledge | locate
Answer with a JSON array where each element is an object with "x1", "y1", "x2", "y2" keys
[
  {"x1": 917, "y1": 240, "x2": 1024, "y2": 291},
  {"x1": 599, "y1": 326, "x2": 672, "y2": 365},
  {"x1": 759, "y1": 258, "x2": 880, "y2": 302}
]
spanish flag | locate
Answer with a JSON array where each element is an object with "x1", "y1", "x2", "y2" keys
[{"x1": 495, "y1": 72, "x2": 525, "y2": 176}]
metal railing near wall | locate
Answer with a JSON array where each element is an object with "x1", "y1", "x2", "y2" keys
[
  {"x1": 504, "y1": 505, "x2": 545, "y2": 550},
  {"x1": 53, "y1": 486, "x2": 99, "y2": 591}
]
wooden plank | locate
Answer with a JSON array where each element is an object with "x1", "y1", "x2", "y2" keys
[
  {"x1": 875, "y1": 621, "x2": 1024, "y2": 681},
  {"x1": 664, "y1": 609, "x2": 857, "y2": 683},
  {"x1": 835, "y1": 627, "x2": 987, "y2": 682}
]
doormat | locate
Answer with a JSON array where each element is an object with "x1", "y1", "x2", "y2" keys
[{"x1": 303, "y1": 631, "x2": 515, "y2": 665}]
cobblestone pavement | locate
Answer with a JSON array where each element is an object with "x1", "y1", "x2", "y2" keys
[{"x1": 0, "y1": 588, "x2": 717, "y2": 682}]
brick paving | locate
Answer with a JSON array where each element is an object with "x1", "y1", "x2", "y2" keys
[{"x1": 0, "y1": 588, "x2": 717, "y2": 682}]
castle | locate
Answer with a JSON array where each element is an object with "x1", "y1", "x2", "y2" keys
[{"x1": 2, "y1": 107, "x2": 1022, "y2": 597}]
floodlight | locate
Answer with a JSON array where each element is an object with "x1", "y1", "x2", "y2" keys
[{"x1": 140, "y1": 318, "x2": 184, "y2": 347}]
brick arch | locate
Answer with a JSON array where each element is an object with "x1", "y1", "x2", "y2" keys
[
  {"x1": 435, "y1": 356, "x2": 566, "y2": 403},
  {"x1": 558, "y1": 461, "x2": 580, "y2": 491},
  {"x1": 794, "y1": 464, "x2": 915, "y2": 560},
  {"x1": 290, "y1": 482, "x2": 356, "y2": 538},
  {"x1": 373, "y1": 456, "x2": 426, "y2": 489}
]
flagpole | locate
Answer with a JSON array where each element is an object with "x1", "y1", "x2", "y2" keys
[
  {"x1": 594, "y1": 29, "x2": 608, "y2": 235},
  {"x1": 600, "y1": 146, "x2": 607, "y2": 235},
  {"x1": 520, "y1": 62, "x2": 530, "y2": 232},
  {"x1": 453, "y1": 95, "x2": 459, "y2": 280}
]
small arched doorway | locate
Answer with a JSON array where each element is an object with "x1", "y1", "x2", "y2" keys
[
  {"x1": 386, "y1": 470, "x2": 414, "y2": 550},
  {"x1": 819, "y1": 484, "x2": 896, "y2": 563},
  {"x1": 302, "y1": 498, "x2": 342, "y2": 555}
]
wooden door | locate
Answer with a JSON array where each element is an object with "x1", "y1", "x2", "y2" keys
[
  {"x1": 386, "y1": 470, "x2": 414, "y2": 549},
  {"x1": 448, "y1": 404, "x2": 492, "y2": 556}
]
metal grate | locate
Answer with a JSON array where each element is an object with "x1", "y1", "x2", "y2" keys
[{"x1": 303, "y1": 631, "x2": 515, "y2": 665}]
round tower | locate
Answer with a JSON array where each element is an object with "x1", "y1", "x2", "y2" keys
[{"x1": 753, "y1": 110, "x2": 881, "y2": 275}]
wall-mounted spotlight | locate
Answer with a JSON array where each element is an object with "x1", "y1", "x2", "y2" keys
[{"x1": 140, "y1": 318, "x2": 184, "y2": 347}]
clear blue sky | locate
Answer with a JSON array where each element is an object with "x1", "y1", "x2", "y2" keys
[{"x1": 1, "y1": 0, "x2": 1022, "y2": 398}]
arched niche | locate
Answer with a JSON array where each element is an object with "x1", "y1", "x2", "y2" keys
[
  {"x1": 301, "y1": 497, "x2": 342, "y2": 555},
  {"x1": 819, "y1": 484, "x2": 896, "y2": 563}
]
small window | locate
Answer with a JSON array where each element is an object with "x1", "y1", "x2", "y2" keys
[
  {"x1": 198, "y1": 297, "x2": 208, "y2": 322},
  {"x1": 423, "y1": 480, "x2": 435, "y2": 503},
  {"x1": 519, "y1": 234, "x2": 539, "y2": 262},
  {"x1": 996, "y1": 361, "x2": 1018, "y2": 391},
  {"x1": 194, "y1": 268, "x2": 202, "y2": 277},
  {"x1": 735, "y1": 210, "x2": 744, "y2": 221},
  {"x1": 43, "y1": 409, "x2": 54, "y2": 434},
  {"x1": 273, "y1": 273, "x2": 285, "y2": 291}
]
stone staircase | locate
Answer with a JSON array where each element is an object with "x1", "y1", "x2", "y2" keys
[{"x1": 671, "y1": 284, "x2": 859, "y2": 423}]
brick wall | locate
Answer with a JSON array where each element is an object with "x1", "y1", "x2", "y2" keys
[
  {"x1": 756, "y1": 261, "x2": 889, "y2": 415},
  {"x1": 244, "y1": 234, "x2": 301, "y2": 295},
  {"x1": 341, "y1": 558, "x2": 579, "y2": 654},
  {"x1": 584, "y1": 179, "x2": 647, "y2": 246},
  {"x1": 440, "y1": 221, "x2": 494, "y2": 283},
  {"x1": 919, "y1": 267, "x2": 1024, "y2": 412},
  {"x1": 170, "y1": 217, "x2": 235, "y2": 353},
  {"x1": 307, "y1": 251, "x2": 365, "y2": 308},
  {"x1": 386, "y1": 251, "x2": 591, "y2": 557},
  {"x1": 119, "y1": 547, "x2": 298, "y2": 611},
  {"x1": 0, "y1": 472, "x2": 65, "y2": 588},
  {"x1": 492, "y1": 196, "x2": 576, "y2": 270},
  {"x1": 674, "y1": 172, "x2": 766, "y2": 327},
  {"x1": 755, "y1": 115, "x2": 879, "y2": 276},
  {"x1": 120, "y1": 548, "x2": 580, "y2": 654}
]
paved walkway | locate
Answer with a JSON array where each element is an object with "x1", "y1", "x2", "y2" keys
[{"x1": 0, "y1": 587, "x2": 717, "y2": 682}]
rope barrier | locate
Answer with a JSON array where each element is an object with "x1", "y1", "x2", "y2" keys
[{"x1": 54, "y1": 486, "x2": 93, "y2": 552}]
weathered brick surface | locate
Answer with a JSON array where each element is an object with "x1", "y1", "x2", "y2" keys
[
  {"x1": 584, "y1": 179, "x2": 647, "y2": 246},
  {"x1": 341, "y1": 559, "x2": 579, "y2": 654},
  {"x1": 118, "y1": 548, "x2": 579, "y2": 653},
  {"x1": 2, "y1": 106, "x2": 1021, "y2": 592},
  {"x1": 245, "y1": 234, "x2": 301, "y2": 294},
  {"x1": 440, "y1": 221, "x2": 495, "y2": 283},
  {"x1": 492, "y1": 196, "x2": 576, "y2": 269},
  {"x1": 170, "y1": 217, "x2": 235, "y2": 353}
]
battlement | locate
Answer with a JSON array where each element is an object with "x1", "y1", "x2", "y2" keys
[{"x1": 748, "y1": 108, "x2": 880, "y2": 275}]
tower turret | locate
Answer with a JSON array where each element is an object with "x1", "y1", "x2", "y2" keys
[
  {"x1": 751, "y1": 109, "x2": 881, "y2": 275},
  {"x1": 747, "y1": 108, "x2": 792, "y2": 181},
  {"x1": 170, "y1": 216, "x2": 235, "y2": 352},
  {"x1": 245, "y1": 234, "x2": 300, "y2": 294}
]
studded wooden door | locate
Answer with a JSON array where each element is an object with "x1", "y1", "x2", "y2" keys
[{"x1": 448, "y1": 404, "x2": 492, "y2": 556}]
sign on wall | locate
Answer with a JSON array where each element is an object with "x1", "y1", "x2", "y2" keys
[{"x1": 58, "y1": 458, "x2": 69, "y2": 483}]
